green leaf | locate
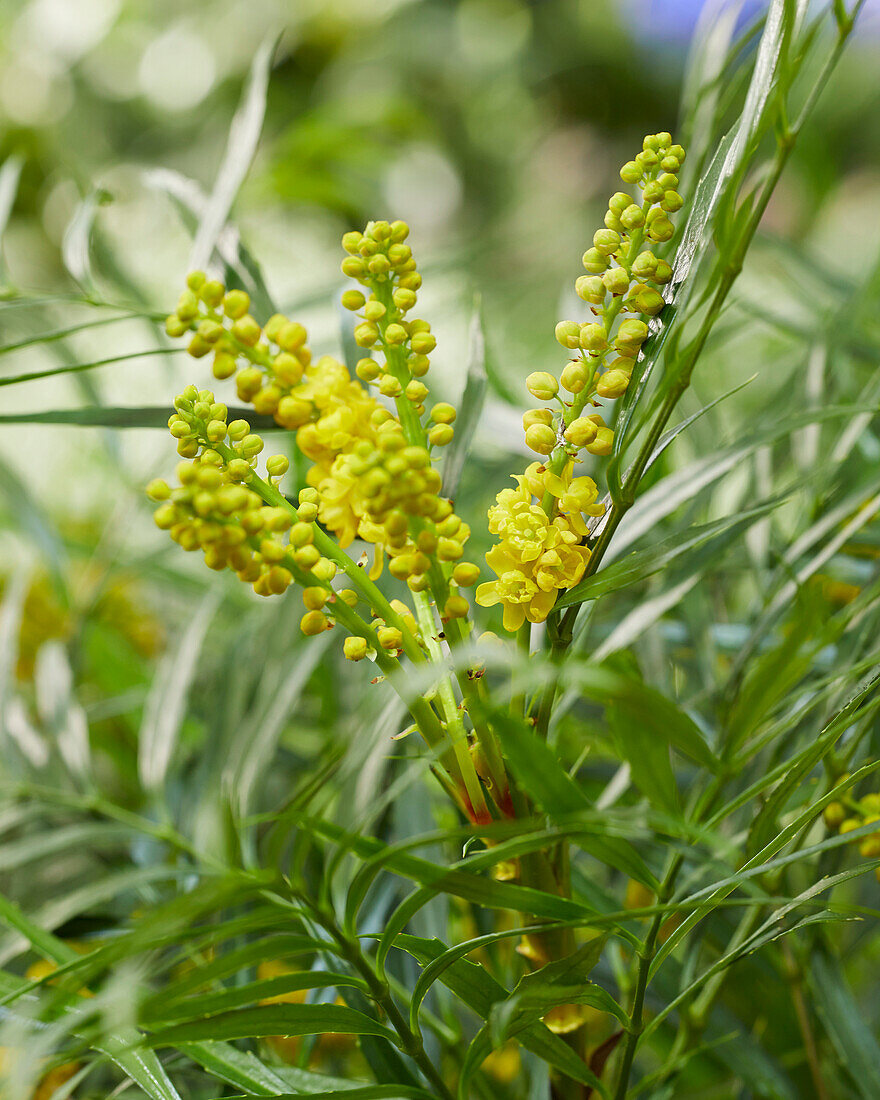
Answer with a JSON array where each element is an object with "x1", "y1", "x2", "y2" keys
[
  {"x1": 138, "y1": 590, "x2": 219, "y2": 791},
  {"x1": 810, "y1": 950, "x2": 880, "y2": 1100},
  {"x1": 146, "y1": 972, "x2": 368, "y2": 1024},
  {"x1": 485, "y1": 710, "x2": 658, "y2": 888},
  {"x1": 563, "y1": 664, "x2": 716, "y2": 770},
  {"x1": 178, "y1": 1039, "x2": 305, "y2": 1095},
  {"x1": 396, "y1": 934, "x2": 607, "y2": 1097},
  {"x1": 189, "y1": 35, "x2": 277, "y2": 315},
  {"x1": 62, "y1": 188, "x2": 111, "y2": 293},
  {"x1": 558, "y1": 494, "x2": 789, "y2": 609},
  {"x1": 608, "y1": 702, "x2": 678, "y2": 817},
  {"x1": 145, "y1": 1004, "x2": 399, "y2": 1047},
  {"x1": 442, "y1": 300, "x2": 488, "y2": 497},
  {"x1": 213, "y1": 1089, "x2": 435, "y2": 1100},
  {"x1": 0, "y1": 348, "x2": 174, "y2": 389},
  {"x1": 0, "y1": 405, "x2": 278, "y2": 429},
  {"x1": 0, "y1": 154, "x2": 24, "y2": 285}
]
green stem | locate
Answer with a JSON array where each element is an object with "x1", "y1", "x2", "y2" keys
[
  {"x1": 412, "y1": 589, "x2": 490, "y2": 821},
  {"x1": 318, "y1": 908, "x2": 455, "y2": 1100}
]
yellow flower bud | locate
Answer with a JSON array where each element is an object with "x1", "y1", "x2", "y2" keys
[
  {"x1": 560, "y1": 362, "x2": 588, "y2": 394},
  {"x1": 593, "y1": 228, "x2": 620, "y2": 255},
  {"x1": 266, "y1": 454, "x2": 289, "y2": 478},
  {"x1": 582, "y1": 248, "x2": 609, "y2": 274},
  {"x1": 564, "y1": 417, "x2": 598, "y2": 447},
  {"x1": 620, "y1": 204, "x2": 645, "y2": 230},
  {"x1": 153, "y1": 503, "x2": 177, "y2": 529},
  {"x1": 526, "y1": 372, "x2": 559, "y2": 401},
  {"x1": 444, "y1": 595, "x2": 469, "y2": 619},
  {"x1": 354, "y1": 322, "x2": 380, "y2": 348},
  {"x1": 277, "y1": 322, "x2": 307, "y2": 352},
  {"x1": 378, "y1": 626, "x2": 403, "y2": 650},
  {"x1": 428, "y1": 424, "x2": 454, "y2": 447},
  {"x1": 385, "y1": 322, "x2": 408, "y2": 344},
  {"x1": 603, "y1": 268, "x2": 630, "y2": 297},
  {"x1": 579, "y1": 324, "x2": 607, "y2": 352},
  {"x1": 453, "y1": 562, "x2": 481, "y2": 587},
  {"x1": 303, "y1": 586, "x2": 328, "y2": 610},
  {"x1": 823, "y1": 802, "x2": 847, "y2": 829},
  {"x1": 301, "y1": 610, "x2": 331, "y2": 636},
  {"x1": 223, "y1": 290, "x2": 250, "y2": 319},
  {"x1": 165, "y1": 314, "x2": 189, "y2": 338},
  {"x1": 586, "y1": 427, "x2": 614, "y2": 455},
  {"x1": 146, "y1": 479, "x2": 171, "y2": 501},
  {"x1": 430, "y1": 403, "x2": 457, "y2": 424},
  {"x1": 555, "y1": 321, "x2": 581, "y2": 349},
  {"x1": 341, "y1": 289, "x2": 365, "y2": 311},
  {"x1": 525, "y1": 423, "x2": 557, "y2": 455},
  {"x1": 523, "y1": 408, "x2": 554, "y2": 430},
  {"x1": 411, "y1": 331, "x2": 436, "y2": 355},
  {"x1": 575, "y1": 275, "x2": 606, "y2": 305},
  {"x1": 343, "y1": 636, "x2": 368, "y2": 660},
  {"x1": 438, "y1": 538, "x2": 464, "y2": 561},
  {"x1": 596, "y1": 369, "x2": 630, "y2": 398},
  {"x1": 616, "y1": 319, "x2": 648, "y2": 351}
]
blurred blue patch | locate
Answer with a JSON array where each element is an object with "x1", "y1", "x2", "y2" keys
[{"x1": 623, "y1": 0, "x2": 880, "y2": 43}]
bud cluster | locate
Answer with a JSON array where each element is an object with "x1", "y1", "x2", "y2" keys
[
  {"x1": 524, "y1": 133, "x2": 685, "y2": 468},
  {"x1": 150, "y1": 387, "x2": 337, "y2": 603},
  {"x1": 341, "y1": 220, "x2": 455, "y2": 449},
  {"x1": 476, "y1": 134, "x2": 686, "y2": 630}
]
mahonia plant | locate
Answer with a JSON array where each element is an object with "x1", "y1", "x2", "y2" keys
[{"x1": 150, "y1": 132, "x2": 685, "y2": 825}]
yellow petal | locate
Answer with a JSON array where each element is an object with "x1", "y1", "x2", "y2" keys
[
  {"x1": 502, "y1": 601, "x2": 527, "y2": 632},
  {"x1": 475, "y1": 582, "x2": 500, "y2": 608}
]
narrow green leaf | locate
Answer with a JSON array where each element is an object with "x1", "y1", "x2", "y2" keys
[
  {"x1": 485, "y1": 710, "x2": 658, "y2": 888},
  {"x1": 810, "y1": 950, "x2": 880, "y2": 1100},
  {"x1": 442, "y1": 300, "x2": 488, "y2": 497},
  {"x1": 145, "y1": 1003, "x2": 399, "y2": 1047},
  {"x1": 397, "y1": 934, "x2": 607, "y2": 1096},
  {"x1": 0, "y1": 405, "x2": 277, "y2": 429},
  {"x1": 138, "y1": 590, "x2": 219, "y2": 791},
  {"x1": 189, "y1": 36, "x2": 276, "y2": 274},
  {"x1": 0, "y1": 348, "x2": 174, "y2": 389},
  {"x1": 558, "y1": 495, "x2": 789, "y2": 609}
]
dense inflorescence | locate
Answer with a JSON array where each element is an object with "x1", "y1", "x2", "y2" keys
[
  {"x1": 160, "y1": 222, "x2": 482, "y2": 635},
  {"x1": 476, "y1": 133, "x2": 685, "y2": 628}
]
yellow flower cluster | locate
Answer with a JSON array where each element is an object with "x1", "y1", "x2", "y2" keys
[
  {"x1": 161, "y1": 223, "x2": 481, "y2": 622},
  {"x1": 148, "y1": 386, "x2": 336, "y2": 602},
  {"x1": 476, "y1": 463, "x2": 603, "y2": 630},
  {"x1": 477, "y1": 133, "x2": 686, "y2": 629},
  {"x1": 825, "y1": 791, "x2": 880, "y2": 881}
]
